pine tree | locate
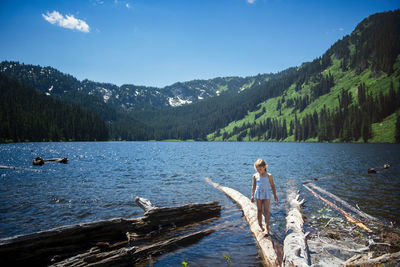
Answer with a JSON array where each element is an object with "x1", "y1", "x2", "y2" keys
[{"x1": 395, "y1": 113, "x2": 400, "y2": 143}]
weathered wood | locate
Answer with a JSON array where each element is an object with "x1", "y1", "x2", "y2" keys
[
  {"x1": 303, "y1": 184, "x2": 371, "y2": 231},
  {"x1": 0, "y1": 165, "x2": 40, "y2": 172},
  {"x1": 305, "y1": 182, "x2": 379, "y2": 222},
  {"x1": 205, "y1": 177, "x2": 281, "y2": 266},
  {"x1": 343, "y1": 250, "x2": 400, "y2": 266},
  {"x1": 0, "y1": 201, "x2": 221, "y2": 266},
  {"x1": 283, "y1": 189, "x2": 309, "y2": 267},
  {"x1": 44, "y1": 158, "x2": 68, "y2": 163},
  {"x1": 135, "y1": 197, "x2": 155, "y2": 212},
  {"x1": 51, "y1": 228, "x2": 215, "y2": 266},
  {"x1": 32, "y1": 157, "x2": 68, "y2": 165}
]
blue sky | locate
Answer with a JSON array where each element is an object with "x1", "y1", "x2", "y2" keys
[{"x1": 0, "y1": 0, "x2": 399, "y2": 88}]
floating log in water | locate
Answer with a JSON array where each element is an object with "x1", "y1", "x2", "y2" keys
[
  {"x1": 303, "y1": 184, "x2": 371, "y2": 231},
  {"x1": 205, "y1": 177, "x2": 282, "y2": 266},
  {"x1": 33, "y1": 157, "x2": 68, "y2": 166},
  {"x1": 283, "y1": 189, "x2": 309, "y2": 267},
  {"x1": 304, "y1": 182, "x2": 379, "y2": 223},
  {"x1": 0, "y1": 165, "x2": 40, "y2": 172},
  {"x1": 0, "y1": 199, "x2": 221, "y2": 266}
]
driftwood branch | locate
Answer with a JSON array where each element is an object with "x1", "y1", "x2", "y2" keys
[
  {"x1": 343, "y1": 250, "x2": 400, "y2": 266},
  {"x1": 0, "y1": 200, "x2": 221, "y2": 266},
  {"x1": 135, "y1": 197, "x2": 155, "y2": 212},
  {"x1": 283, "y1": 189, "x2": 309, "y2": 267},
  {"x1": 305, "y1": 182, "x2": 379, "y2": 222},
  {"x1": 205, "y1": 177, "x2": 282, "y2": 266},
  {"x1": 303, "y1": 184, "x2": 371, "y2": 231}
]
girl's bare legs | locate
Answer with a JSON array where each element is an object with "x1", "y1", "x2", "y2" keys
[
  {"x1": 256, "y1": 199, "x2": 264, "y2": 231},
  {"x1": 263, "y1": 199, "x2": 271, "y2": 234}
]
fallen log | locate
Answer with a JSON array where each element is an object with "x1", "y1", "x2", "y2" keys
[
  {"x1": 305, "y1": 182, "x2": 379, "y2": 222},
  {"x1": 32, "y1": 157, "x2": 68, "y2": 165},
  {"x1": 283, "y1": 189, "x2": 309, "y2": 267},
  {"x1": 343, "y1": 250, "x2": 400, "y2": 266},
  {"x1": 51, "y1": 228, "x2": 215, "y2": 266},
  {"x1": 0, "y1": 200, "x2": 221, "y2": 266},
  {"x1": 205, "y1": 177, "x2": 282, "y2": 266},
  {"x1": 0, "y1": 165, "x2": 40, "y2": 172},
  {"x1": 303, "y1": 184, "x2": 371, "y2": 231},
  {"x1": 44, "y1": 158, "x2": 68, "y2": 164}
]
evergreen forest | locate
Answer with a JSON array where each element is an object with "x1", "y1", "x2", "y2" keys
[{"x1": 1, "y1": 9, "x2": 400, "y2": 143}]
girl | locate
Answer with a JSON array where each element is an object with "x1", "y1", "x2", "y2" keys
[{"x1": 251, "y1": 158, "x2": 278, "y2": 235}]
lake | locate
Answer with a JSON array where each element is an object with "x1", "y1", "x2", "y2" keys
[{"x1": 1, "y1": 142, "x2": 399, "y2": 266}]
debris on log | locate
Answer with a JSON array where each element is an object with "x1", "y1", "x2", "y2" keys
[
  {"x1": 33, "y1": 156, "x2": 44, "y2": 165},
  {"x1": 283, "y1": 189, "x2": 309, "y2": 267},
  {"x1": 0, "y1": 199, "x2": 221, "y2": 266},
  {"x1": 205, "y1": 177, "x2": 282, "y2": 266}
]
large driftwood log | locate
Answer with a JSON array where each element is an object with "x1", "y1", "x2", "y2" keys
[
  {"x1": 51, "y1": 228, "x2": 215, "y2": 266},
  {"x1": 0, "y1": 200, "x2": 221, "y2": 266},
  {"x1": 283, "y1": 189, "x2": 309, "y2": 267},
  {"x1": 205, "y1": 177, "x2": 282, "y2": 266}
]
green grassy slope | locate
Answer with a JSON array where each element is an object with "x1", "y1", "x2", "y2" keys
[{"x1": 207, "y1": 55, "x2": 400, "y2": 142}]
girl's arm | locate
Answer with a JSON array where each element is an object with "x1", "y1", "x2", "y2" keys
[
  {"x1": 269, "y1": 174, "x2": 279, "y2": 202},
  {"x1": 251, "y1": 175, "x2": 256, "y2": 202}
]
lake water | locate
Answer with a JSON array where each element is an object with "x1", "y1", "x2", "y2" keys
[{"x1": 1, "y1": 142, "x2": 399, "y2": 266}]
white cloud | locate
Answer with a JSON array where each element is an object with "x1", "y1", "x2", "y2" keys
[
  {"x1": 126, "y1": 3, "x2": 130, "y2": 8},
  {"x1": 247, "y1": 0, "x2": 256, "y2": 3},
  {"x1": 42, "y1": 11, "x2": 90, "y2": 33}
]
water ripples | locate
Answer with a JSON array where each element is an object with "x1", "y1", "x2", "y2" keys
[{"x1": 1, "y1": 142, "x2": 399, "y2": 265}]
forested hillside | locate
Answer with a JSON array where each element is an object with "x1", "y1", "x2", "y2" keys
[
  {"x1": 1, "y1": 9, "x2": 399, "y2": 143},
  {"x1": 0, "y1": 74, "x2": 108, "y2": 142},
  {"x1": 206, "y1": 9, "x2": 400, "y2": 143}
]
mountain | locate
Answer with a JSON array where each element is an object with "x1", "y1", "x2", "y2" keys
[
  {"x1": 0, "y1": 61, "x2": 267, "y2": 111},
  {"x1": 1, "y1": 9, "x2": 400, "y2": 143},
  {"x1": 206, "y1": 9, "x2": 400, "y2": 143},
  {"x1": 0, "y1": 73, "x2": 108, "y2": 142}
]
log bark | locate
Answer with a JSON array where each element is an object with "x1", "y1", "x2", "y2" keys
[
  {"x1": 283, "y1": 189, "x2": 309, "y2": 267},
  {"x1": 0, "y1": 201, "x2": 220, "y2": 266},
  {"x1": 205, "y1": 177, "x2": 282, "y2": 266},
  {"x1": 51, "y1": 228, "x2": 215, "y2": 267}
]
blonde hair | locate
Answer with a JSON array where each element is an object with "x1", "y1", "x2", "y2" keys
[{"x1": 254, "y1": 158, "x2": 267, "y2": 171}]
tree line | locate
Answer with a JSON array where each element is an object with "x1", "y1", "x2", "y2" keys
[{"x1": 0, "y1": 74, "x2": 108, "y2": 142}]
